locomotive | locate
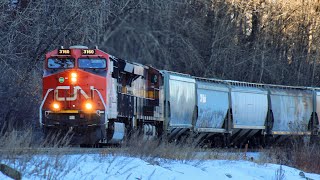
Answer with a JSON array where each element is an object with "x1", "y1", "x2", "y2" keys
[{"x1": 40, "y1": 45, "x2": 320, "y2": 146}]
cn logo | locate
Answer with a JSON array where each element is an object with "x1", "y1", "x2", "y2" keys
[{"x1": 55, "y1": 86, "x2": 92, "y2": 101}]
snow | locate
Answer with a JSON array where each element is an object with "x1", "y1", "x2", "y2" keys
[
  {"x1": 1, "y1": 154, "x2": 319, "y2": 180},
  {"x1": 0, "y1": 172, "x2": 12, "y2": 180}
]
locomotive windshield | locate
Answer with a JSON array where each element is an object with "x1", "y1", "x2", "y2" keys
[
  {"x1": 78, "y1": 58, "x2": 106, "y2": 69},
  {"x1": 48, "y1": 58, "x2": 75, "y2": 69}
]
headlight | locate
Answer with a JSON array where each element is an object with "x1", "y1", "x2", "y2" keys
[
  {"x1": 71, "y1": 77, "x2": 77, "y2": 83},
  {"x1": 53, "y1": 103, "x2": 60, "y2": 110},
  {"x1": 85, "y1": 102, "x2": 93, "y2": 110}
]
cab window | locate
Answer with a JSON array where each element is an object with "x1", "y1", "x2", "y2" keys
[
  {"x1": 48, "y1": 58, "x2": 75, "y2": 69},
  {"x1": 78, "y1": 58, "x2": 106, "y2": 69}
]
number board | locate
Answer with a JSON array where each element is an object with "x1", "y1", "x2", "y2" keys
[
  {"x1": 58, "y1": 49, "x2": 71, "y2": 55},
  {"x1": 82, "y1": 49, "x2": 95, "y2": 55}
]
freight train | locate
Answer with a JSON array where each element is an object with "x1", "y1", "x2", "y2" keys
[{"x1": 40, "y1": 45, "x2": 320, "y2": 146}]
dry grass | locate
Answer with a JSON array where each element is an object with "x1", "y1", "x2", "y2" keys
[
  {"x1": 117, "y1": 133, "x2": 250, "y2": 164},
  {"x1": 0, "y1": 126, "x2": 73, "y2": 157},
  {"x1": 120, "y1": 133, "x2": 201, "y2": 161},
  {"x1": 258, "y1": 137, "x2": 320, "y2": 174},
  {"x1": 1, "y1": 125, "x2": 319, "y2": 178},
  {"x1": 290, "y1": 141, "x2": 320, "y2": 173},
  {"x1": 0, "y1": 124, "x2": 78, "y2": 179},
  {"x1": 119, "y1": 133, "x2": 320, "y2": 174}
]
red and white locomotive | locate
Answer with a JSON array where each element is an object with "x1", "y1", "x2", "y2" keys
[{"x1": 40, "y1": 45, "x2": 162, "y2": 144}]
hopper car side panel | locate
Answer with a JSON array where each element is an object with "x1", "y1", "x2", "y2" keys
[
  {"x1": 164, "y1": 72, "x2": 196, "y2": 128},
  {"x1": 231, "y1": 87, "x2": 268, "y2": 129},
  {"x1": 270, "y1": 89, "x2": 313, "y2": 134},
  {"x1": 195, "y1": 81, "x2": 229, "y2": 131}
]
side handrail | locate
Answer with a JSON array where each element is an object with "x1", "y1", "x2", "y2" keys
[
  {"x1": 92, "y1": 87, "x2": 108, "y2": 128},
  {"x1": 39, "y1": 88, "x2": 54, "y2": 127}
]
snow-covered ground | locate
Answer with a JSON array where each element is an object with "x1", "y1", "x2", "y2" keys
[{"x1": 1, "y1": 153, "x2": 319, "y2": 180}]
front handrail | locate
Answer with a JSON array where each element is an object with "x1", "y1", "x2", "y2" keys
[
  {"x1": 39, "y1": 88, "x2": 108, "y2": 128},
  {"x1": 92, "y1": 87, "x2": 108, "y2": 128},
  {"x1": 39, "y1": 88, "x2": 54, "y2": 127}
]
